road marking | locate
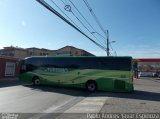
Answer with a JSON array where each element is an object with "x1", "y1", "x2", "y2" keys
[
  {"x1": 43, "y1": 97, "x2": 77, "y2": 113},
  {"x1": 28, "y1": 97, "x2": 78, "y2": 119},
  {"x1": 64, "y1": 94, "x2": 107, "y2": 113},
  {"x1": 29, "y1": 93, "x2": 108, "y2": 119}
]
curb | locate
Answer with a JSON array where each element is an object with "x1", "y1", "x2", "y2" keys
[{"x1": 0, "y1": 77, "x2": 19, "y2": 80}]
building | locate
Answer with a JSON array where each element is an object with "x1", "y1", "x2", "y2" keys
[
  {"x1": 0, "y1": 46, "x2": 28, "y2": 59},
  {"x1": 0, "y1": 56, "x2": 19, "y2": 78},
  {"x1": 133, "y1": 58, "x2": 160, "y2": 78},
  {"x1": 55, "y1": 46, "x2": 94, "y2": 56},
  {"x1": 0, "y1": 46, "x2": 94, "y2": 78},
  {"x1": 26, "y1": 47, "x2": 53, "y2": 57},
  {"x1": 0, "y1": 46, "x2": 54, "y2": 58},
  {"x1": 133, "y1": 58, "x2": 160, "y2": 72},
  {"x1": 0, "y1": 46, "x2": 94, "y2": 59}
]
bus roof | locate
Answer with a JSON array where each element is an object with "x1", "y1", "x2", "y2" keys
[{"x1": 24, "y1": 55, "x2": 132, "y2": 59}]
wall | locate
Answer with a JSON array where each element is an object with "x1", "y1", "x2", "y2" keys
[{"x1": 0, "y1": 57, "x2": 19, "y2": 78}]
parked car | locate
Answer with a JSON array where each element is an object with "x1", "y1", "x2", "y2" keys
[
  {"x1": 138, "y1": 72, "x2": 156, "y2": 77},
  {"x1": 153, "y1": 72, "x2": 160, "y2": 78}
]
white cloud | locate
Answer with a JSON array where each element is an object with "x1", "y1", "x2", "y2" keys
[
  {"x1": 0, "y1": 44, "x2": 4, "y2": 49},
  {"x1": 89, "y1": 50, "x2": 106, "y2": 56}
]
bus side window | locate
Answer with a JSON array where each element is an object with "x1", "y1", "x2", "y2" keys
[{"x1": 98, "y1": 58, "x2": 112, "y2": 70}]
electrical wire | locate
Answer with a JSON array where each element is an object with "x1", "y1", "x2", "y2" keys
[
  {"x1": 36, "y1": 0, "x2": 107, "y2": 51},
  {"x1": 83, "y1": 0, "x2": 117, "y2": 56},
  {"x1": 60, "y1": 0, "x2": 106, "y2": 47},
  {"x1": 83, "y1": 0, "x2": 106, "y2": 33},
  {"x1": 68, "y1": 0, "x2": 106, "y2": 45},
  {"x1": 68, "y1": 0, "x2": 96, "y2": 33},
  {"x1": 65, "y1": 5, "x2": 93, "y2": 36},
  {"x1": 49, "y1": 0, "x2": 80, "y2": 30},
  {"x1": 109, "y1": 43, "x2": 114, "y2": 51},
  {"x1": 109, "y1": 43, "x2": 117, "y2": 56},
  {"x1": 60, "y1": 0, "x2": 66, "y2": 6}
]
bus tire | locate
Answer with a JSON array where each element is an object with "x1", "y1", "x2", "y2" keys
[
  {"x1": 32, "y1": 77, "x2": 40, "y2": 86},
  {"x1": 86, "y1": 81, "x2": 97, "y2": 92}
]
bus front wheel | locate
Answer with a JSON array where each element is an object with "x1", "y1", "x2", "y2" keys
[
  {"x1": 32, "y1": 77, "x2": 40, "y2": 86},
  {"x1": 86, "y1": 81, "x2": 97, "y2": 92}
]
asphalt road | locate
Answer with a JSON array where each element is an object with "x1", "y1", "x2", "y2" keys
[
  {"x1": 0, "y1": 78, "x2": 160, "y2": 118},
  {"x1": 0, "y1": 84, "x2": 89, "y2": 113},
  {"x1": 100, "y1": 78, "x2": 160, "y2": 113}
]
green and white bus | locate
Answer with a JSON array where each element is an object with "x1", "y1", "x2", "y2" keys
[{"x1": 19, "y1": 56, "x2": 134, "y2": 92}]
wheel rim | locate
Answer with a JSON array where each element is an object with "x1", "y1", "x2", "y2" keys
[
  {"x1": 35, "y1": 79, "x2": 40, "y2": 85},
  {"x1": 88, "y1": 83, "x2": 95, "y2": 91}
]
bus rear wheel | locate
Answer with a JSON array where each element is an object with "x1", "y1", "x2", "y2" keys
[
  {"x1": 86, "y1": 81, "x2": 97, "y2": 92},
  {"x1": 32, "y1": 77, "x2": 40, "y2": 86}
]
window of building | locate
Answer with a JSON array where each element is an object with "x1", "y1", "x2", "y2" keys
[
  {"x1": 5, "y1": 62, "x2": 15, "y2": 76},
  {"x1": 30, "y1": 52, "x2": 33, "y2": 55}
]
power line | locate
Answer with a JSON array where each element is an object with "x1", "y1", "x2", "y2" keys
[
  {"x1": 68, "y1": 0, "x2": 106, "y2": 45},
  {"x1": 36, "y1": 0, "x2": 106, "y2": 51},
  {"x1": 61, "y1": 0, "x2": 106, "y2": 47},
  {"x1": 109, "y1": 43, "x2": 117, "y2": 56},
  {"x1": 83, "y1": 0, "x2": 112, "y2": 56},
  {"x1": 83, "y1": 0, "x2": 117, "y2": 56},
  {"x1": 83, "y1": 0, "x2": 106, "y2": 33},
  {"x1": 49, "y1": 0, "x2": 80, "y2": 30},
  {"x1": 68, "y1": 0, "x2": 96, "y2": 33},
  {"x1": 64, "y1": 4, "x2": 93, "y2": 36},
  {"x1": 109, "y1": 43, "x2": 114, "y2": 51},
  {"x1": 60, "y1": 0, "x2": 66, "y2": 5}
]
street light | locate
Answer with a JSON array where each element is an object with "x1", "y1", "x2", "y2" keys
[
  {"x1": 91, "y1": 32, "x2": 106, "y2": 40},
  {"x1": 110, "y1": 41, "x2": 116, "y2": 43},
  {"x1": 109, "y1": 41, "x2": 117, "y2": 56},
  {"x1": 91, "y1": 31, "x2": 116, "y2": 56}
]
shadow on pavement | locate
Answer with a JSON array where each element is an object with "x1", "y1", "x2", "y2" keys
[
  {"x1": 0, "y1": 79, "x2": 22, "y2": 88},
  {"x1": 23, "y1": 84, "x2": 160, "y2": 102},
  {"x1": 23, "y1": 84, "x2": 90, "y2": 97},
  {"x1": 89, "y1": 90, "x2": 160, "y2": 102}
]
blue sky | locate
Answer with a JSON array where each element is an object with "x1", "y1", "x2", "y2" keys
[{"x1": 0, "y1": 0, "x2": 160, "y2": 58}]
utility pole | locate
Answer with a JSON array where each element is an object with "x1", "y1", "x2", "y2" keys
[
  {"x1": 105, "y1": 30, "x2": 109, "y2": 56},
  {"x1": 92, "y1": 30, "x2": 116, "y2": 56}
]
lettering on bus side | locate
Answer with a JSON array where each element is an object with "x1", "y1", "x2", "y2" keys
[{"x1": 46, "y1": 68, "x2": 68, "y2": 73}]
